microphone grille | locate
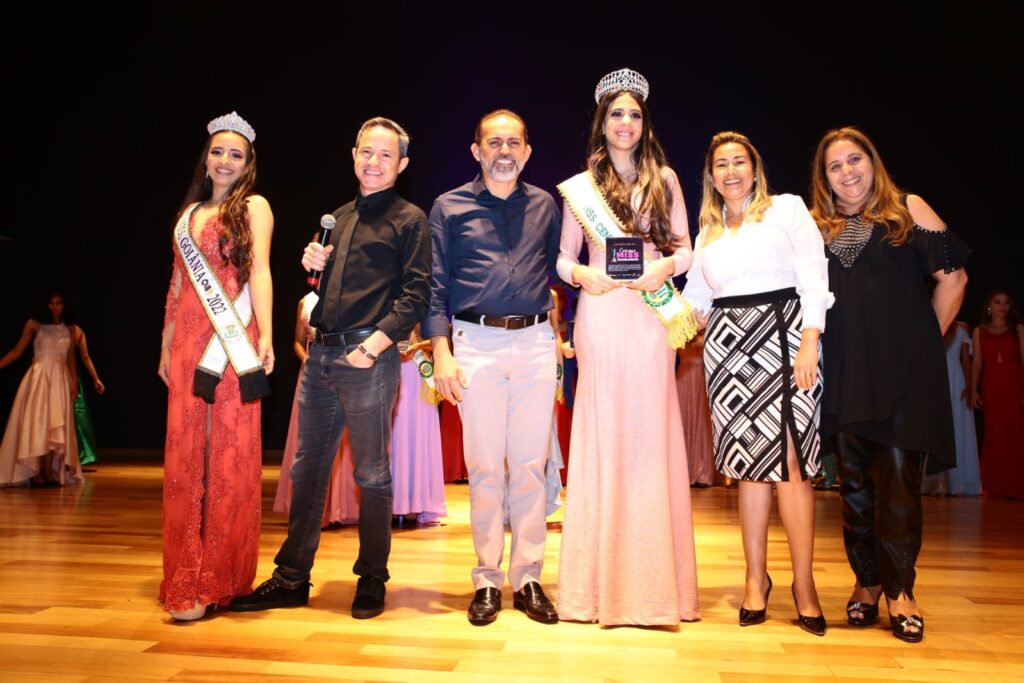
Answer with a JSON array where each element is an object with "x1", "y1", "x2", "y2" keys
[{"x1": 320, "y1": 214, "x2": 337, "y2": 230}]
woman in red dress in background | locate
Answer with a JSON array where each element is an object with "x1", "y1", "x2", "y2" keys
[
  {"x1": 971, "y1": 289, "x2": 1024, "y2": 499},
  {"x1": 157, "y1": 112, "x2": 274, "y2": 621}
]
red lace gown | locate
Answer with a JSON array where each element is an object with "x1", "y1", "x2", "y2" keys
[
  {"x1": 978, "y1": 327, "x2": 1024, "y2": 498},
  {"x1": 160, "y1": 213, "x2": 263, "y2": 612}
]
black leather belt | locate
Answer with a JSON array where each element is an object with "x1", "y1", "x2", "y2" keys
[
  {"x1": 313, "y1": 326, "x2": 375, "y2": 347},
  {"x1": 453, "y1": 311, "x2": 545, "y2": 330}
]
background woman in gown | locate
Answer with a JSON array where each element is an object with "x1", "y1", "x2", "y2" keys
[
  {"x1": 683, "y1": 132, "x2": 832, "y2": 636},
  {"x1": 555, "y1": 68, "x2": 699, "y2": 626},
  {"x1": 70, "y1": 324, "x2": 105, "y2": 467},
  {"x1": 970, "y1": 290, "x2": 1024, "y2": 499},
  {"x1": 157, "y1": 112, "x2": 274, "y2": 621},
  {"x1": 0, "y1": 293, "x2": 83, "y2": 487},
  {"x1": 275, "y1": 292, "x2": 360, "y2": 527},
  {"x1": 810, "y1": 126, "x2": 968, "y2": 643}
]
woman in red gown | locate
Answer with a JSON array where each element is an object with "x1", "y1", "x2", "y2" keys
[
  {"x1": 971, "y1": 290, "x2": 1024, "y2": 499},
  {"x1": 157, "y1": 112, "x2": 275, "y2": 620}
]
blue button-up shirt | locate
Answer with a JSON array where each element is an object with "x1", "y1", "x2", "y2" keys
[{"x1": 423, "y1": 175, "x2": 561, "y2": 339}]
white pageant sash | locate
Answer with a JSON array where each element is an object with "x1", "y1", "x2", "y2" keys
[
  {"x1": 173, "y1": 204, "x2": 269, "y2": 403},
  {"x1": 557, "y1": 171, "x2": 697, "y2": 349}
]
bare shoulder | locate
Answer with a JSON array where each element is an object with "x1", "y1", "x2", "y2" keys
[
  {"x1": 906, "y1": 194, "x2": 946, "y2": 231},
  {"x1": 660, "y1": 165, "x2": 681, "y2": 187},
  {"x1": 25, "y1": 319, "x2": 41, "y2": 333},
  {"x1": 246, "y1": 194, "x2": 272, "y2": 215}
]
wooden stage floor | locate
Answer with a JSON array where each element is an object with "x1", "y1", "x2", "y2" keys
[{"x1": 1, "y1": 460, "x2": 1022, "y2": 682}]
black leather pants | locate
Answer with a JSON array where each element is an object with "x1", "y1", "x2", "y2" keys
[{"x1": 833, "y1": 432, "x2": 924, "y2": 600}]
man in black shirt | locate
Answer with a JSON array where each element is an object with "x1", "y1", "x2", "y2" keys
[
  {"x1": 424, "y1": 110, "x2": 561, "y2": 625},
  {"x1": 231, "y1": 117, "x2": 431, "y2": 619}
]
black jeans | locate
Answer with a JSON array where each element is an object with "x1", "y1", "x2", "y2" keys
[
  {"x1": 273, "y1": 342, "x2": 400, "y2": 587},
  {"x1": 833, "y1": 432, "x2": 924, "y2": 600}
]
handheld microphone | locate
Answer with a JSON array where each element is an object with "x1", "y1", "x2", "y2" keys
[{"x1": 306, "y1": 213, "x2": 336, "y2": 287}]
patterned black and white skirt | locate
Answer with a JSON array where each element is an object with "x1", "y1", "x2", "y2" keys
[{"x1": 703, "y1": 287, "x2": 822, "y2": 482}]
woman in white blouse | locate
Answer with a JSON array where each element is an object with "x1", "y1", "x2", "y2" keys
[{"x1": 683, "y1": 131, "x2": 833, "y2": 636}]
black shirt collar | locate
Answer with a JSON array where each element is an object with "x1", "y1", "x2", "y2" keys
[
  {"x1": 471, "y1": 173, "x2": 525, "y2": 202},
  {"x1": 356, "y1": 187, "x2": 399, "y2": 214}
]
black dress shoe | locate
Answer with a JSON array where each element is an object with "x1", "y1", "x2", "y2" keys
[
  {"x1": 792, "y1": 584, "x2": 826, "y2": 636},
  {"x1": 513, "y1": 582, "x2": 558, "y2": 624},
  {"x1": 229, "y1": 577, "x2": 310, "y2": 611},
  {"x1": 468, "y1": 587, "x2": 501, "y2": 625},
  {"x1": 351, "y1": 576, "x2": 386, "y2": 619},
  {"x1": 739, "y1": 574, "x2": 772, "y2": 626}
]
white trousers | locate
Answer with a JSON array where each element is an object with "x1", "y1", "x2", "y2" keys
[{"x1": 454, "y1": 319, "x2": 557, "y2": 591}]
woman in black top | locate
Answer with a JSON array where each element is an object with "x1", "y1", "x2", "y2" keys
[{"x1": 809, "y1": 127, "x2": 968, "y2": 643}]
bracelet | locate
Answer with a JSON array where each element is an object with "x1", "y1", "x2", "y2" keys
[{"x1": 357, "y1": 343, "x2": 378, "y2": 362}]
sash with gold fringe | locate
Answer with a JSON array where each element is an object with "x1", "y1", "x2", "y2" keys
[{"x1": 556, "y1": 171, "x2": 697, "y2": 349}]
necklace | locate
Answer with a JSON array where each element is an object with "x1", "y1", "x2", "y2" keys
[{"x1": 827, "y1": 213, "x2": 875, "y2": 268}]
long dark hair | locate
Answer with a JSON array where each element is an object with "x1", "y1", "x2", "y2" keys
[
  {"x1": 30, "y1": 291, "x2": 73, "y2": 326},
  {"x1": 980, "y1": 289, "x2": 1021, "y2": 328},
  {"x1": 176, "y1": 131, "x2": 258, "y2": 285},
  {"x1": 586, "y1": 90, "x2": 679, "y2": 252}
]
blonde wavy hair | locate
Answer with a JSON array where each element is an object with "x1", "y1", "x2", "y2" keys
[{"x1": 697, "y1": 131, "x2": 772, "y2": 247}]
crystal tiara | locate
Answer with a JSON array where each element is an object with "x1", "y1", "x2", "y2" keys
[
  {"x1": 594, "y1": 68, "x2": 650, "y2": 103},
  {"x1": 207, "y1": 111, "x2": 256, "y2": 143}
]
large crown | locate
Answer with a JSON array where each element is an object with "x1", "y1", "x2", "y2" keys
[
  {"x1": 594, "y1": 68, "x2": 650, "y2": 103},
  {"x1": 207, "y1": 111, "x2": 256, "y2": 143}
]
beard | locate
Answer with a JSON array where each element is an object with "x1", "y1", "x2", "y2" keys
[{"x1": 484, "y1": 155, "x2": 523, "y2": 183}]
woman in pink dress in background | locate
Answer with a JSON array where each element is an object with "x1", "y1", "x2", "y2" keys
[
  {"x1": 390, "y1": 323, "x2": 447, "y2": 525},
  {"x1": 275, "y1": 291, "x2": 360, "y2": 526},
  {"x1": 971, "y1": 289, "x2": 1024, "y2": 499},
  {"x1": 0, "y1": 293, "x2": 83, "y2": 487},
  {"x1": 555, "y1": 68, "x2": 700, "y2": 626}
]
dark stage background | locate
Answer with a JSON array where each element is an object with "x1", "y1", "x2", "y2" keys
[{"x1": 1, "y1": 2, "x2": 1016, "y2": 450}]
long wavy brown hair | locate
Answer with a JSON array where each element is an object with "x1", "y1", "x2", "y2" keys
[
  {"x1": 587, "y1": 90, "x2": 679, "y2": 252},
  {"x1": 698, "y1": 131, "x2": 773, "y2": 247},
  {"x1": 809, "y1": 126, "x2": 913, "y2": 246},
  {"x1": 176, "y1": 131, "x2": 258, "y2": 285}
]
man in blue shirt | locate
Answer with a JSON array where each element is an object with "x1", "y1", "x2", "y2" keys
[{"x1": 424, "y1": 110, "x2": 561, "y2": 626}]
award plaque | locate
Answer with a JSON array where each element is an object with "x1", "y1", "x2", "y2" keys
[{"x1": 605, "y1": 236, "x2": 644, "y2": 280}]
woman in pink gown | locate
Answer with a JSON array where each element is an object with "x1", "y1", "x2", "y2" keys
[
  {"x1": 275, "y1": 292, "x2": 360, "y2": 526},
  {"x1": 157, "y1": 112, "x2": 274, "y2": 621},
  {"x1": 971, "y1": 290, "x2": 1024, "y2": 499},
  {"x1": 390, "y1": 324, "x2": 447, "y2": 525},
  {"x1": 0, "y1": 293, "x2": 82, "y2": 487},
  {"x1": 555, "y1": 68, "x2": 700, "y2": 626}
]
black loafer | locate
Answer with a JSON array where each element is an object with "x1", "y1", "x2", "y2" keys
[
  {"x1": 468, "y1": 587, "x2": 502, "y2": 625},
  {"x1": 351, "y1": 576, "x2": 386, "y2": 619},
  {"x1": 229, "y1": 577, "x2": 310, "y2": 612},
  {"x1": 513, "y1": 582, "x2": 558, "y2": 624}
]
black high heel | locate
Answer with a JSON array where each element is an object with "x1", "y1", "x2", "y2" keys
[
  {"x1": 889, "y1": 613, "x2": 924, "y2": 643},
  {"x1": 738, "y1": 574, "x2": 772, "y2": 626},
  {"x1": 792, "y1": 584, "x2": 827, "y2": 636},
  {"x1": 846, "y1": 599, "x2": 880, "y2": 626}
]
